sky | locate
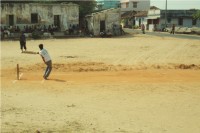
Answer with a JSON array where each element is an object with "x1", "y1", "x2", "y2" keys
[{"x1": 150, "y1": 0, "x2": 200, "y2": 10}]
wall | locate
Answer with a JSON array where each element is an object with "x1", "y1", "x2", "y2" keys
[
  {"x1": 147, "y1": 9, "x2": 200, "y2": 31},
  {"x1": 1, "y1": 3, "x2": 79, "y2": 31},
  {"x1": 148, "y1": 9, "x2": 160, "y2": 18},
  {"x1": 86, "y1": 8, "x2": 121, "y2": 36},
  {"x1": 120, "y1": 0, "x2": 150, "y2": 12},
  {"x1": 197, "y1": 20, "x2": 200, "y2": 27},
  {"x1": 135, "y1": 17, "x2": 147, "y2": 27},
  {"x1": 183, "y1": 18, "x2": 192, "y2": 27}
]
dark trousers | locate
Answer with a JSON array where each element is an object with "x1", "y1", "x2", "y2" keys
[
  {"x1": 44, "y1": 60, "x2": 52, "y2": 78},
  {"x1": 20, "y1": 41, "x2": 26, "y2": 51}
]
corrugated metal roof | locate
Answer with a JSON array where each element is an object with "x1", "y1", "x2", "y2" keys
[
  {"x1": 121, "y1": 10, "x2": 137, "y2": 19},
  {"x1": 135, "y1": 11, "x2": 148, "y2": 17}
]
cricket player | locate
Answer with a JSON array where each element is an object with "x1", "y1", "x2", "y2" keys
[
  {"x1": 37, "y1": 44, "x2": 52, "y2": 80},
  {"x1": 19, "y1": 32, "x2": 27, "y2": 52}
]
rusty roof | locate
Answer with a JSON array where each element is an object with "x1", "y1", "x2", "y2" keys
[
  {"x1": 150, "y1": 6, "x2": 160, "y2": 10},
  {"x1": 121, "y1": 11, "x2": 137, "y2": 19},
  {"x1": 134, "y1": 11, "x2": 148, "y2": 17}
]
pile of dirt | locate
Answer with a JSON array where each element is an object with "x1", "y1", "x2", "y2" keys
[
  {"x1": 21, "y1": 62, "x2": 133, "y2": 72},
  {"x1": 21, "y1": 62, "x2": 200, "y2": 72},
  {"x1": 175, "y1": 64, "x2": 200, "y2": 69}
]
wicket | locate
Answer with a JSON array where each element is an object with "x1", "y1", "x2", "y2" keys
[{"x1": 17, "y1": 64, "x2": 19, "y2": 80}]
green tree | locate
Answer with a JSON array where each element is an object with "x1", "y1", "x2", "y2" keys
[
  {"x1": 74, "y1": 1, "x2": 97, "y2": 18},
  {"x1": 193, "y1": 10, "x2": 200, "y2": 19}
]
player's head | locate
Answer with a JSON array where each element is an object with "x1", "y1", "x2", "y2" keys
[{"x1": 39, "y1": 44, "x2": 43, "y2": 50}]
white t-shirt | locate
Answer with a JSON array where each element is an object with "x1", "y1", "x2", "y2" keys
[{"x1": 39, "y1": 48, "x2": 51, "y2": 62}]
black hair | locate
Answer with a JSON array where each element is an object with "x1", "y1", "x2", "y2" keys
[{"x1": 39, "y1": 44, "x2": 43, "y2": 49}]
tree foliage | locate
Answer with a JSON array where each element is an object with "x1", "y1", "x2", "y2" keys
[
  {"x1": 72, "y1": 1, "x2": 97, "y2": 18},
  {"x1": 193, "y1": 10, "x2": 200, "y2": 19}
]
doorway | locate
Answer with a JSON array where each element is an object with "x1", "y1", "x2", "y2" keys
[
  {"x1": 54, "y1": 15, "x2": 60, "y2": 29},
  {"x1": 100, "y1": 20, "x2": 105, "y2": 32},
  {"x1": 8, "y1": 15, "x2": 14, "y2": 26}
]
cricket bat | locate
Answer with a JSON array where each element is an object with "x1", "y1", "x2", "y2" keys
[{"x1": 22, "y1": 51, "x2": 38, "y2": 54}]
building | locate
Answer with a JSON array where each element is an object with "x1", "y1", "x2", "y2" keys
[
  {"x1": 96, "y1": 0, "x2": 120, "y2": 10},
  {"x1": 146, "y1": 6, "x2": 160, "y2": 31},
  {"x1": 120, "y1": 0, "x2": 150, "y2": 28},
  {"x1": 121, "y1": 10, "x2": 137, "y2": 28},
  {"x1": 147, "y1": 8, "x2": 200, "y2": 31},
  {"x1": 85, "y1": 8, "x2": 121, "y2": 36},
  {"x1": 134, "y1": 11, "x2": 148, "y2": 27},
  {"x1": 121, "y1": 10, "x2": 147, "y2": 28},
  {"x1": 120, "y1": 0, "x2": 150, "y2": 13},
  {"x1": 1, "y1": 2, "x2": 79, "y2": 31}
]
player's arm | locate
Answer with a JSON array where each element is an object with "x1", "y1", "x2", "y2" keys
[
  {"x1": 41, "y1": 55, "x2": 45, "y2": 63},
  {"x1": 38, "y1": 52, "x2": 45, "y2": 63}
]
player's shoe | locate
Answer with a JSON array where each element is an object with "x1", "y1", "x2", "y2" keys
[{"x1": 43, "y1": 76, "x2": 48, "y2": 80}]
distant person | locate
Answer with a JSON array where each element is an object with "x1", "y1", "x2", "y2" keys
[
  {"x1": 171, "y1": 24, "x2": 175, "y2": 34},
  {"x1": 19, "y1": 32, "x2": 27, "y2": 52},
  {"x1": 141, "y1": 24, "x2": 145, "y2": 34},
  {"x1": 100, "y1": 30, "x2": 106, "y2": 38},
  {"x1": 120, "y1": 24, "x2": 125, "y2": 35},
  {"x1": 37, "y1": 44, "x2": 52, "y2": 80}
]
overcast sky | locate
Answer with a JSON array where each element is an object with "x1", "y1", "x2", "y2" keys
[{"x1": 150, "y1": 0, "x2": 200, "y2": 10}]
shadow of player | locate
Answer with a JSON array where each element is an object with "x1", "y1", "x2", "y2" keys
[{"x1": 49, "y1": 78, "x2": 66, "y2": 82}]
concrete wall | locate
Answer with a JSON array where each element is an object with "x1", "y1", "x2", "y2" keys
[
  {"x1": 159, "y1": 18, "x2": 197, "y2": 28},
  {"x1": 1, "y1": 3, "x2": 79, "y2": 31},
  {"x1": 135, "y1": 17, "x2": 147, "y2": 27},
  {"x1": 86, "y1": 8, "x2": 121, "y2": 36},
  {"x1": 183, "y1": 18, "x2": 192, "y2": 27},
  {"x1": 147, "y1": 9, "x2": 200, "y2": 31},
  {"x1": 148, "y1": 9, "x2": 160, "y2": 16},
  {"x1": 121, "y1": 0, "x2": 150, "y2": 12},
  {"x1": 197, "y1": 20, "x2": 200, "y2": 27}
]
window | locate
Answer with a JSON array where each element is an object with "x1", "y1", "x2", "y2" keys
[
  {"x1": 178, "y1": 18, "x2": 183, "y2": 25},
  {"x1": 192, "y1": 19, "x2": 197, "y2": 25},
  {"x1": 133, "y1": 2, "x2": 137, "y2": 8},
  {"x1": 54, "y1": 15, "x2": 60, "y2": 28},
  {"x1": 126, "y1": 2, "x2": 129, "y2": 8},
  {"x1": 8, "y1": 15, "x2": 14, "y2": 26},
  {"x1": 31, "y1": 13, "x2": 38, "y2": 24}
]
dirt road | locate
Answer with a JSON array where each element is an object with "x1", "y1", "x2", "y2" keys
[{"x1": 1, "y1": 34, "x2": 200, "y2": 133}]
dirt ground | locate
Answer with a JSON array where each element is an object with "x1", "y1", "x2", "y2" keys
[{"x1": 1, "y1": 33, "x2": 200, "y2": 133}]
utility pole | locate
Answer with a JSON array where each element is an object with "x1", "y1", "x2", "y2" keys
[{"x1": 165, "y1": 0, "x2": 167, "y2": 28}]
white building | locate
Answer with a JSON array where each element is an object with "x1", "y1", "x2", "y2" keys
[
  {"x1": 1, "y1": 3, "x2": 79, "y2": 31},
  {"x1": 120, "y1": 0, "x2": 150, "y2": 13},
  {"x1": 135, "y1": 11, "x2": 148, "y2": 28},
  {"x1": 147, "y1": 8, "x2": 200, "y2": 31},
  {"x1": 85, "y1": 8, "x2": 121, "y2": 36}
]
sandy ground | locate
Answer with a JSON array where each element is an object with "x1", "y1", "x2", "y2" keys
[{"x1": 1, "y1": 33, "x2": 200, "y2": 133}]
